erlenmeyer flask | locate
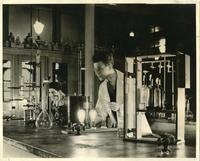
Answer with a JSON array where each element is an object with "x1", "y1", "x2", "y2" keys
[
  {"x1": 35, "y1": 109, "x2": 53, "y2": 129},
  {"x1": 35, "y1": 80, "x2": 53, "y2": 129}
]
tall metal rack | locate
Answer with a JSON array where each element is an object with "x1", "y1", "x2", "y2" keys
[{"x1": 124, "y1": 53, "x2": 190, "y2": 143}]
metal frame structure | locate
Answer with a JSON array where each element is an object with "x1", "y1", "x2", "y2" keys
[{"x1": 123, "y1": 53, "x2": 190, "y2": 143}]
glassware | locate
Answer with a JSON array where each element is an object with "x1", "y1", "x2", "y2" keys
[
  {"x1": 77, "y1": 109, "x2": 86, "y2": 125},
  {"x1": 185, "y1": 97, "x2": 193, "y2": 121},
  {"x1": 35, "y1": 110, "x2": 52, "y2": 129},
  {"x1": 83, "y1": 99, "x2": 90, "y2": 127},
  {"x1": 89, "y1": 109, "x2": 97, "y2": 129},
  {"x1": 154, "y1": 78, "x2": 161, "y2": 108},
  {"x1": 140, "y1": 70, "x2": 150, "y2": 109},
  {"x1": 35, "y1": 80, "x2": 53, "y2": 129}
]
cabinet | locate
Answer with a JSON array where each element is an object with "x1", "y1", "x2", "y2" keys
[
  {"x1": 3, "y1": 47, "x2": 78, "y2": 119},
  {"x1": 124, "y1": 52, "x2": 190, "y2": 143}
]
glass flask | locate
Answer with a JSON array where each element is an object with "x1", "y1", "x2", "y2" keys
[{"x1": 35, "y1": 109, "x2": 53, "y2": 129}]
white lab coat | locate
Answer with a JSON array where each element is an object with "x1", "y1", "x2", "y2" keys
[{"x1": 95, "y1": 69, "x2": 124, "y2": 127}]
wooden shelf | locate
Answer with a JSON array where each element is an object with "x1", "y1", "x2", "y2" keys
[
  {"x1": 25, "y1": 85, "x2": 40, "y2": 88},
  {"x1": 23, "y1": 82, "x2": 37, "y2": 84},
  {"x1": 8, "y1": 86, "x2": 21, "y2": 89},
  {"x1": 3, "y1": 80, "x2": 11, "y2": 82},
  {"x1": 8, "y1": 98, "x2": 23, "y2": 101},
  {"x1": 137, "y1": 109, "x2": 176, "y2": 113}
]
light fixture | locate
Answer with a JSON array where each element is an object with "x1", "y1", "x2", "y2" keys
[
  {"x1": 77, "y1": 109, "x2": 86, "y2": 125},
  {"x1": 159, "y1": 38, "x2": 166, "y2": 46},
  {"x1": 149, "y1": 26, "x2": 160, "y2": 33},
  {"x1": 89, "y1": 109, "x2": 97, "y2": 129},
  {"x1": 129, "y1": 31, "x2": 135, "y2": 37},
  {"x1": 81, "y1": 67, "x2": 86, "y2": 70},
  {"x1": 55, "y1": 63, "x2": 59, "y2": 70},
  {"x1": 34, "y1": 20, "x2": 44, "y2": 35},
  {"x1": 159, "y1": 38, "x2": 166, "y2": 53},
  {"x1": 155, "y1": 26, "x2": 160, "y2": 32},
  {"x1": 34, "y1": 8, "x2": 44, "y2": 35}
]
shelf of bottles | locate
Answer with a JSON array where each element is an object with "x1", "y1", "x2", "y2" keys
[{"x1": 124, "y1": 53, "x2": 190, "y2": 143}]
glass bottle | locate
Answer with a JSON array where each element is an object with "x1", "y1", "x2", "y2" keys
[
  {"x1": 140, "y1": 70, "x2": 149, "y2": 110},
  {"x1": 185, "y1": 96, "x2": 193, "y2": 121}
]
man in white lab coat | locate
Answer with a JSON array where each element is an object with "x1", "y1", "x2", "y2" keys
[{"x1": 93, "y1": 51, "x2": 124, "y2": 128}]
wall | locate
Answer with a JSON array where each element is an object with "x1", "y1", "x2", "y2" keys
[
  {"x1": 9, "y1": 5, "x2": 31, "y2": 42},
  {"x1": 8, "y1": 5, "x2": 83, "y2": 44},
  {"x1": 9, "y1": 5, "x2": 53, "y2": 42},
  {"x1": 68, "y1": 58, "x2": 78, "y2": 95},
  {"x1": 61, "y1": 13, "x2": 81, "y2": 43}
]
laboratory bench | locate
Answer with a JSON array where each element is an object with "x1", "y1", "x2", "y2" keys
[{"x1": 3, "y1": 120, "x2": 196, "y2": 158}]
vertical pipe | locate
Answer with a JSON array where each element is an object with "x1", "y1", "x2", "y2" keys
[
  {"x1": 123, "y1": 58, "x2": 127, "y2": 140},
  {"x1": 30, "y1": 5, "x2": 32, "y2": 36},
  {"x1": 136, "y1": 57, "x2": 142, "y2": 139},
  {"x1": 163, "y1": 56, "x2": 166, "y2": 109},
  {"x1": 84, "y1": 4, "x2": 95, "y2": 104},
  {"x1": 35, "y1": 50, "x2": 40, "y2": 105},
  {"x1": 78, "y1": 49, "x2": 82, "y2": 96},
  {"x1": 177, "y1": 88, "x2": 185, "y2": 142},
  {"x1": 172, "y1": 61, "x2": 174, "y2": 110}
]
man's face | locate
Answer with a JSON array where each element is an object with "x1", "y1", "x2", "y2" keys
[
  {"x1": 49, "y1": 88, "x2": 59, "y2": 101},
  {"x1": 93, "y1": 61, "x2": 111, "y2": 81}
]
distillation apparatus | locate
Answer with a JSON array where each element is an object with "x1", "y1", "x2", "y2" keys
[{"x1": 124, "y1": 53, "x2": 190, "y2": 143}]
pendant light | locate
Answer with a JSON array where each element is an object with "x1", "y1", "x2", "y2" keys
[
  {"x1": 129, "y1": 31, "x2": 135, "y2": 37},
  {"x1": 34, "y1": 8, "x2": 44, "y2": 35},
  {"x1": 129, "y1": 18, "x2": 135, "y2": 38}
]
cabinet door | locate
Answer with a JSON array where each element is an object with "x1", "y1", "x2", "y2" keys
[{"x1": 3, "y1": 60, "x2": 11, "y2": 102}]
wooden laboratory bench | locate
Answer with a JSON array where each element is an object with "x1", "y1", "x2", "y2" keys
[{"x1": 3, "y1": 120, "x2": 196, "y2": 158}]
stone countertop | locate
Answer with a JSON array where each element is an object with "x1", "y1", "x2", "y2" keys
[{"x1": 3, "y1": 120, "x2": 196, "y2": 158}]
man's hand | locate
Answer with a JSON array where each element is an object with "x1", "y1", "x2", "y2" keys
[{"x1": 109, "y1": 102, "x2": 120, "y2": 112}]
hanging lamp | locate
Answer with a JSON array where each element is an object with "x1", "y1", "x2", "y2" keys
[{"x1": 34, "y1": 8, "x2": 44, "y2": 35}]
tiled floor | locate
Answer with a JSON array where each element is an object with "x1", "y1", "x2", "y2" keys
[{"x1": 3, "y1": 120, "x2": 196, "y2": 158}]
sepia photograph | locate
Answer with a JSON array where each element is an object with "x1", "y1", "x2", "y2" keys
[{"x1": 1, "y1": 1, "x2": 199, "y2": 159}]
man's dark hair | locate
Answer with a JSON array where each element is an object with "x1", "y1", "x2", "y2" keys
[{"x1": 92, "y1": 51, "x2": 114, "y2": 65}]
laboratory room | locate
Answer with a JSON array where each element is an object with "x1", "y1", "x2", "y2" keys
[{"x1": 2, "y1": 4, "x2": 197, "y2": 158}]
